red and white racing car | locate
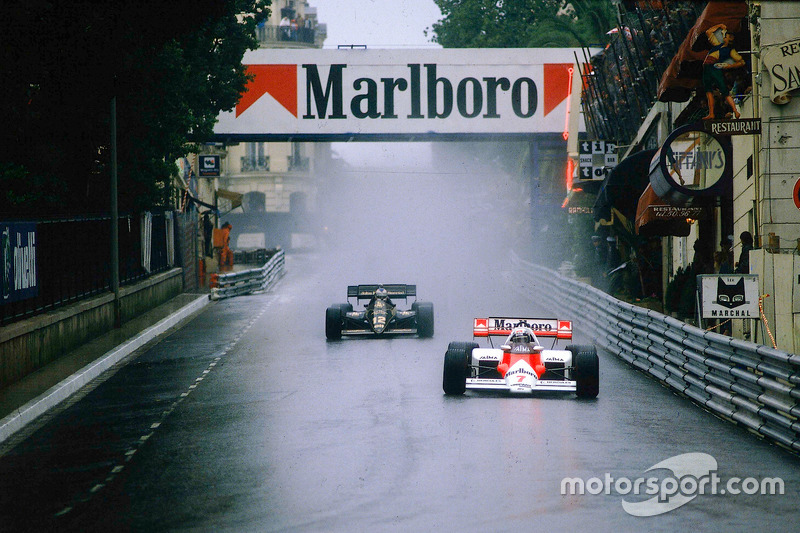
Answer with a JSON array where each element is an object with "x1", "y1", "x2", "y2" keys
[{"x1": 442, "y1": 317, "x2": 599, "y2": 398}]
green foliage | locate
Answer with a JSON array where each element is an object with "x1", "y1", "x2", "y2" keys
[
  {"x1": 0, "y1": 0, "x2": 270, "y2": 216},
  {"x1": 428, "y1": 0, "x2": 616, "y2": 48}
]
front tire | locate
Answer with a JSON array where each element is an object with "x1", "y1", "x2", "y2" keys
[
  {"x1": 414, "y1": 301, "x2": 434, "y2": 338},
  {"x1": 570, "y1": 345, "x2": 599, "y2": 398},
  {"x1": 443, "y1": 341, "x2": 477, "y2": 395},
  {"x1": 326, "y1": 305, "x2": 342, "y2": 340}
]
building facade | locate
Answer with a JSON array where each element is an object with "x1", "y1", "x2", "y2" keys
[
  {"x1": 568, "y1": 0, "x2": 800, "y2": 352},
  {"x1": 193, "y1": 1, "x2": 329, "y2": 253}
]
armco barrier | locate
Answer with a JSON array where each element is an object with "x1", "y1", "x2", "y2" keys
[
  {"x1": 211, "y1": 250, "x2": 286, "y2": 300},
  {"x1": 511, "y1": 253, "x2": 800, "y2": 454}
]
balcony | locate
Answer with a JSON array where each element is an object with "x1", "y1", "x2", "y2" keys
[
  {"x1": 288, "y1": 156, "x2": 309, "y2": 172},
  {"x1": 241, "y1": 156, "x2": 270, "y2": 172},
  {"x1": 256, "y1": 24, "x2": 321, "y2": 48}
]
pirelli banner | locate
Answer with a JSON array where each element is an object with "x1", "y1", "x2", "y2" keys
[{"x1": 213, "y1": 48, "x2": 588, "y2": 141}]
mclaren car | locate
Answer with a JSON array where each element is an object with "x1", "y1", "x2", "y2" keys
[{"x1": 442, "y1": 317, "x2": 599, "y2": 398}]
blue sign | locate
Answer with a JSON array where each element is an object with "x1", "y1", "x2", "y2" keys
[
  {"x1": 1, "y1": 222, "x2": 38, "y2": 304},
  {"x1": 199, "y1": 155, "x2": 220, "y2": 177}
]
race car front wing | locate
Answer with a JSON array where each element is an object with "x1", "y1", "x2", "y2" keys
[{"x1": 466, "y1": 378, "x2": 577, "y2": 392}]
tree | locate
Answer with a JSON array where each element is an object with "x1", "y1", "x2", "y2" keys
[
  {"x1": 428, "y1": 0, "x2": 616, "y2": 49},
  {"x1": 0, "y1": 0, "x2": 270, "y2": 216}
]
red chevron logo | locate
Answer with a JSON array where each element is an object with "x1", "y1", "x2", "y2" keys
[
  {"x1": 236, "y1": 64, "x2": 297, "y2": 118},
  {"x1": 543, "y1": 63, "x2": 573, "y2": 117}
]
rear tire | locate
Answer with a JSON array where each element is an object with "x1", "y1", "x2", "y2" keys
[
  {"x1": 415, "y1": 301, "x2": 434, "y2": 338},
  {"x1": 326, "y1": 305, "x2": 342, "y2": 340},
  {"x1": 338, "y1": 302, "x2": 353, "y2": 313},
  {"x1": 442, "y1": 342, "x2": 477, "y2": 395},
  {"x1": 570, "y1": 345, "x2": 599, "y2": 398}
]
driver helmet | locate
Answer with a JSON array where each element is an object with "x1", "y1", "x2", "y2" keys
[
  {"x1": 375, "y1": 287, "x2": 388, "y2": 300},
  {"x1": 510, "y1": 329, "x2": 532, "y2": 345}
]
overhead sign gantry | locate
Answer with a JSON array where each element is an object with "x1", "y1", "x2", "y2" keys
[{"x1": 212, "y1": 48, "x2": 587, "y2": 141}]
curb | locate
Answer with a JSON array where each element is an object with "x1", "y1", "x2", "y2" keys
[{"x1": 0, "y1": 294, "x2": 211, "y2": 445}]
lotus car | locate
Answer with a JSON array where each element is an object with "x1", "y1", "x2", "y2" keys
[
  {"x1": 442, "y1": 317, "x2": 599, "y2": 398},
  {"x1": 326, "y1": 284, "x2": 433, "y2": 340}
]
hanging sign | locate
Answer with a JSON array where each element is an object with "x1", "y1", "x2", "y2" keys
[
  {"x1": 699, "y1": 274, "x2": 759, "y2": 319},
  {"x1": 579, "y1": 140, "x2": 617, "y2": 180}
]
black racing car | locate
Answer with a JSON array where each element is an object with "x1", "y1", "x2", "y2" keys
[{"x1": 325, "y1": 284, "x2": 434, "y2": 340}]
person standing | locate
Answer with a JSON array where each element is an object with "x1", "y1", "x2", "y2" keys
[
  {"x1": 220, "y1": 221, "x2": 234, "y2": 271},
  {"x1": 735, "y1": 231, "x2": 753, "y2": 274},
  {"x1": 279, "y1": 16, "x2": 291, "y2": 40}
]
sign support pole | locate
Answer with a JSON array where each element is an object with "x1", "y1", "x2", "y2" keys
[{"x1": 111, "y1": 96, "x2": 121, "y2": 328}]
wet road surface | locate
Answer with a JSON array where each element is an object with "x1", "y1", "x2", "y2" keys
[{"x1": 0, "y1": 164, "x2": 798, "y2": 532}]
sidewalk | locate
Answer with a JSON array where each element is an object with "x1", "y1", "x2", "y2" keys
[{"x1": 0, "y1": 292, "x2": 212, "y2": 445}]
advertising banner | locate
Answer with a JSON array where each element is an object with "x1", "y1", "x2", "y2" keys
[
  {"x1": 698, "y1": 274, "x2": 759, "y2": 319},
  {"x1": 1, "y1": 222, "x2": 38, "y2": 304},
  {"x1": 213, "y1": 48, "x2": 589, "y2": 139}
]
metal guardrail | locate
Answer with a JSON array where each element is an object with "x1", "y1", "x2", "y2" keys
[
  {"x1": 210, "y1": 249, "x2": 285, "y2": 301},
  {"x1": 511, "y1": 253, "x2": 800, "y2": 454}
]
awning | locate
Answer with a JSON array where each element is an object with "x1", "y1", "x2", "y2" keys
[
  {"x1": 657, "y1": 0, "x2": 749, "y2": 103},
  {"x1": 635, "y1": 184, "x2": 709, "y2": 236},
  {"x1": 216, "y1": 189, "x2": 243, "y2": 212},
  {"x1": 593, "y1": 149, "x2": 657, "y2": 224}
]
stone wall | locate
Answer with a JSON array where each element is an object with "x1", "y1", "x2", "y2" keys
[{"x1": 0, "y1": 269, "x2": 184, "y2": 389}]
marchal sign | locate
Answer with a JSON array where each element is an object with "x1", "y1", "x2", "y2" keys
[
  {"x1": 699, "y1": 275, "x2": 759, "y2": 320},
  {"x1": 762, "y1": 38, "x2": 800, "y2": 105}
]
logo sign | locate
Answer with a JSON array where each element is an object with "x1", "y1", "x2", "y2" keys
[
  {"x1": 214, "y1": 48, "x2": 592, "y2": 140},
  {"x1": 1, "y1": 222, "x2": 38, "y2": 304},
  {"x1": 198, "y1": 155, "x2": 220, "y2": 177},
  {"x1": 489, "y1": 317, "x2": 558, "y2": 336},
  {"x1": 794, "y1": 177, "x2": 800, "y2": 210},
  {"x1": 702, "y1": 118, "x2": 761, "y2": 136},
  {"x1": 649, "y1": 125, "x2": 731, "y2": 206},
  {"x1": 579, "y1": 140, "x2": 617, "y2": 180},
  {"x1": 561, "y1": 452, "x2": 785, "y2": 517},
  {"x1": 762, "y1": 38, "x2": 800, "y2": 104},
  {"x1": 699, "y1": 274, "x2": 759, "y2": 319}
]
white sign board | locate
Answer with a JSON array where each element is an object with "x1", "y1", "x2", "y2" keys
[
  {"x1": 213, "y1": 48, "x2": 590, "y2": 140},
  {"x1": 699, "y1": 274, "x2": 759, "y2": 319},
  {"x1": 762, "y1": 38, "x2": 800, "y2": 104}
]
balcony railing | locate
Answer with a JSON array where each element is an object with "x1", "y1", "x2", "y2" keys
[
  {"x1": 256, "y1": 24, "x2": 318, "y2": 46},
  {"x1": 288, "y1": 156, "x2": 309, "y2": 172},
  {"x1": 241, "y1": 156, "x2": 270, "y2": 172}
]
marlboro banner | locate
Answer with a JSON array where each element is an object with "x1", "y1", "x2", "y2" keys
[{"x1": 213, "y1": 48, "x2": 590, "y2": 140}]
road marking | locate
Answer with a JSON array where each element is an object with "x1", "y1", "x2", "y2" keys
[{"x1": 53, "y1": 297, "x2": 277, "y2": 519}]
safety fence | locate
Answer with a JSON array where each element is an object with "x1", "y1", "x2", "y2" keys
[
  {"x1": 210, "y1": 249, "x2": 285, "y2": 301},
  {"x1": 511, "y1": 253, "x2": 800, "y2": 454},
  {"x1": 1, "y1": 212, "x2": 182, "y2": 326}
]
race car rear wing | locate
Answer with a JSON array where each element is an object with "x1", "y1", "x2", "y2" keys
[
  {"x1": 473, "y1": 317, "x2": 572, "y2": 339},
  {"x1": 347, "y1": 284, "x2": 416, "y2": 300}
]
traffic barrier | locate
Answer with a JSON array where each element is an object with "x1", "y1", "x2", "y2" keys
[
  {"x1": 511, "y1": 253, "x2": 800, "y2": 453},
  {"x1": 210, "y1": 249, "x2": 285, "y2": 301}
]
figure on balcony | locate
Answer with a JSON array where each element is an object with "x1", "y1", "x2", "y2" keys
[
  {"x1": 279, "y1": 16, "x2": 291, "y2": 41},
  {"x1": 701, "y1": 23, "x2": 745, "y2": 120}
]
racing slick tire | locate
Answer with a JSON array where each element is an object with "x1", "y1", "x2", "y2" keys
[
  {"x1": 413, "y1": 301, "x2": 434, "y2": 338},
  {"x1": 326, "y1": 305, "x2": 343, "y2": 340},
  {"x1": 338, "y1": 302, "x2": 353, "y2": 313},
  {"x1": 442, "y1": 342, "x2": 478, "y2": 395},
  {"x1": 569, "y1": 345, "x2": 599, "y2": 398}
]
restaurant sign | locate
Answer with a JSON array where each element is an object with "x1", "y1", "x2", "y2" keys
[{"x1": 762, "y1": 38, "x2": 800, "y2": 104}]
